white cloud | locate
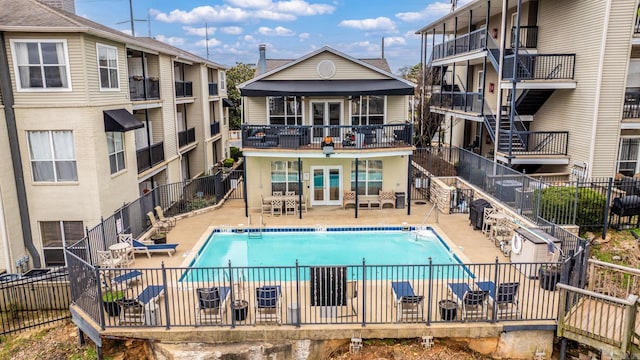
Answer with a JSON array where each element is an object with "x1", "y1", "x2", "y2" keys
[
  {"x1": 404, "y1": 30, "x2": 420, "y2": 39},
  {"x1": 195, "y1": 38, "x2": 222, "y2": 47},
  {"x1": 339, "y1": 17, "x2": 397, "y2": 33},
  {"x1": 183, "y1": 26, "x2": 215, "y2": 37},
  {"x1": 153, "y1": 5, "x2": 249, "y2": 24},
  {"x1": 253, "y1": 9, "x2": 297, "y2": 21},
  {"x1": 243, "y1": 35, "x2": 257, "y2": 42},
  {"x1": 395, "y1": 0, "x2": 472, "y2": 22},
  {"x1": 298, "y1": 32, "x2": 310, "y2": 41},
  {"x1": 155, "y1": 34, "x2": 186, "y2": 46},
  {"x1": 221, "y1": 26, "x2": 244, "y2": 35},
  {"x1": 225, "y1": 0, "x2": 272, "y2": 8},
  {"x1": 257, "y1": 26, "x2": 296, "y2": 36},
  {"x1": 226, "y1": 0, "x2": 334, "y2": 15},
  {"x1": 383, "y1": 36, "x2": 406, "y2": 46}
]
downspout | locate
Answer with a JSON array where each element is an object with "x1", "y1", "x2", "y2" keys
[
  {"x1": 587, "y1": 0, "x2": 612, "y2": 178},
  {"x1": 0, "y1": 32, "x2": 41, "y2": 267},
  {"x1": 172, "y1": 58, "x2": 184, "y2": 181}
]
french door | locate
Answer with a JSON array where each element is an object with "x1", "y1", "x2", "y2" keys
[
  {"x1": 310, "y1": 166, "x2": 342, "y2": 206},
  {"x1": 311, "y1": 101, "x2": 342, "y2": 142}
]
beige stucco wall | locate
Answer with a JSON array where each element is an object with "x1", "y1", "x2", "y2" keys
[
  {"x1": 244, "y1": 155, "x2": 409, "y2": 209},
  {"x1": 264, "y1": 52, "x2": 389, "y2": 81}
]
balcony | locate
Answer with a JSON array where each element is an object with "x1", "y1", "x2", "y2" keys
[
  {"x1": 129, "y1": 77, "x2": 160, "y2": 101},
  {"x1": 241, "y1": 123, "x2": 413, "y2": 150},
  {"x1": 208, "y1": 83, "x2": 218, "y2": 96},
  {"x1": 432, "y1": 28, "x2": 486, "y2": 61},
  {"x1": 430, "y1": 92, "x2": 487, "y2": 114},
  {"x1": 210, "y1": 121, "x2": 221, "y2": 137},
  {"x1": 623, "y1": 91, "x2": 640, "y2": 118},
  {"x1": 510, "y1": 26, "x2": 538, "y2": 49},
  {"x1": 497, "y1": 129, "x2": 569, "y2": 156},
  {"x1": 175, "y1": 81, "x2": 193, "y2": 98},
  {"x1": 178, "y1": 127, "x2": 196, "y2": 148},
  {"x1": 503, "y1": 54, "x2": 576, "y2": 80},
  {"x1": 136, "y1": 142, "x2": 164, "y2": 173}
]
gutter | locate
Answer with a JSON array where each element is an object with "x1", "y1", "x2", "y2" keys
[{"x1": 0, "y1": 32, "x2": 41, "y2": 267}]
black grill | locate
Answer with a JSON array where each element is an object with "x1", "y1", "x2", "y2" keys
[
  {"x1": 611, "y1": 195, "x2": 640, "y2": 217},
  {"x1": 469, "y1": 199, "x2": 491, "y2": 230}
]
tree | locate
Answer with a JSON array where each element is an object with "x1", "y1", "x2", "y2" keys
[
  {"x1": 400, "y1": 63, "x2": 445, "y2": 148},
  {"x1": 226, "y1": 62, "x2": 255, "y2": 130}
]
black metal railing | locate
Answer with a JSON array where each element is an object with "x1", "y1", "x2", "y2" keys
[
  {"x1": 635, "y1": 8, "x2": 640, "y2": 34},
  {"x1": 623, "y1": 91, "x2": 640, "y2": 118},
  {"x1": 175, "y1": 81, "x2": 193, "y2": 98},
  {"x1": 430, "y1": 92, "x2": 488, "y2": 114},
  {"x1": 129, "y1": 77, "x2": 160, "y2": 101},
  {"x1": 496, "y1": 130, "x2": 569, "y2": 155},
  {"x1": 210, "y1": 122, "x2": 221, "y2": 137},
  {"x1": 136, "y1": 142, "x2": 165, "y2": 173},
  {"x1": 0, "y1": 269, "x2": 71, "y2": 335},
  {"x1": 209, "y1": 83, "x2": 218, "y2": 96},
  {"x1": 510, "y1": 26, "x2": 538, "y2": 48},
  {"x1": 503, "y1": 54, "x2": 576, "y2": 80},
  {"x1": 241, "y1": 123, "x2": 413, "y2": 150},
  {"x1": 432, "y1": 28, "x2": 487, "y2": 61},
  {"x1": 178, "y1": 128, "x2": 196, "y2": 148}
]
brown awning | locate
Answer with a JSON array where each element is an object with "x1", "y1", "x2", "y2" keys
[{"x1": 103, "y1": 109, "x2": 144, "y2": 132}]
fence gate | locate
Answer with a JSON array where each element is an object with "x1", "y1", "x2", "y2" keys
[{"x1": 411, "y1": 164, "x2": 431, "y2": 201}]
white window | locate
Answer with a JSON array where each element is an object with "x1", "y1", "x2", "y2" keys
[
  {"x1": 271, "y1": 160, "x2": 300, "y2": 194},
  {"x1": 40, "y1": 220, "x2": 83, "y2": 267},
  {"x1": 618, "y1": 138, "x2": 640, "y2": 177},
  {"x1": 350, "y1": 160, "x2": 382, "y2": 196},
  {"x1": 11, "y1": 40, "x2": 71, "y2": 91},
  {"x1": 107, "y1": 132, "x2": 125, "y2": 174},
  {"x1": 350, "y1": 96, "x2": 385, "y2": 126},
  {"x1": 268, "y1": 96, "x2": 302, "y2": 125},
  {"x1": 27, "y1": 130, "x2": 78, "y2": 182},
  {"x1": 97, "y1": 43, "x2": 119, "y2": 90},
  {"x1": 219, "y1": 71, "x2": 226, "y2": 90}
]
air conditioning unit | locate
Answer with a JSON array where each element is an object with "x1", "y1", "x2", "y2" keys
[
  {"x1": 511, "y1": 228, "x2": 561, "y2": 278},
  {"x1": 514, "y1": 188, "x2": 534, "y2": 214}
]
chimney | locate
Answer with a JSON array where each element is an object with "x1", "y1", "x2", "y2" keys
[
  {"x1": 258, "y1": 44, "x2": 267, "y2": 74},
  {"x1": 381, "y1": 37, "x2": 385, "y2": 58}
]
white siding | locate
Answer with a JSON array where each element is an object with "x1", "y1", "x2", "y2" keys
[{"x1": 265, "y1": 52, "x2": 390, "y2": 81}]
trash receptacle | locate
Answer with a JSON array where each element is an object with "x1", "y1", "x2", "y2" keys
[
  {"x1": 144, "y1": 303, "x2": 160, "y2": 326},
  {"x1": 395, "y1": 192, "x2": 406, "y2": 209},
  {"x1": 438, "y1": 299, "x2": 457, "y2": 321},
  {"x1": 233, "y1": 300, "x2": 248, "y2": 321},
  {"x1": 287, "y1": 302, "x2": 299, "y2": 324}
]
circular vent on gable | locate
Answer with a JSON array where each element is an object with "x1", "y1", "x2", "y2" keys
[{"x1": 317, "y1": 60, "x2": 336, "y2": 79}]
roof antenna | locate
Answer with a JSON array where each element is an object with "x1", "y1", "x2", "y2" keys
[
  {"x1": 381, "y1": 37, "x2": 385, "y2": 58},
  {"x1": 205, "y1": 22, "x2": 210, "y2": 60},
  {"x1": 451, "y1": 0, "x2": 458, "y2": 12}
]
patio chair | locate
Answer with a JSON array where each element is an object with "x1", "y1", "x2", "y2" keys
[
  {"x1": 146, "y1": 211, "x2": 171, "y2": 233},
  {"x1": 118, "y1": 285, "x2": 165, "y2": 325},
  {"x1": 260, "y1": 195, "x2": 272, "y2": 216},
  {"x1": 196, "y1": 286, "x2": 230, "y2": 324},
  {"x1": 347, "y1": 280, "x2": 358, "y2": 316},
  {"x1": 271, "y1": 197, "x2": 283, "y2": 216},
  {"x1": 119, "y1": 233, "x2": 178, "y2": 258},
  {"x1": 476, "y1": 281, "x2": 521, "y2": 319},
  {"x1": 343, "y1": 191, "x2": 356, "y2": 209},
  {"x1": 391, "y1": 281, "x2": 424, "y2": 323},
  {"x1": 97, "y1": 250, "x2": 123, "y2": 268},
  {"x1": 285, "y1": 197, "x2": 296, "y2": 215},
  {"x1": 379, "y1": 190, "x2": 396, "y2": 209},
  {"x1": 447, "y1": 283, "x2": 488, "y2": 321},
  {"x1": 482, "y1": 207, "x2": 496, "y2": 237},
  {"x1": 254, "y1": 285, "x2": 282, "y2": 325},
  {"x1": 154, "y1": 206, "x2": 176, "y2": 228}
]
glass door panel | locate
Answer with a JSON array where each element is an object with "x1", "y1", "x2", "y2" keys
[
  {"x1": 312, "y1": 102, "x2": 324, "y2": 140},
  {"x1": 310, "y1": 166, "x2": 342, "y2": 206},
  {"x1": 329, "y1": 168, "x2": 340, "y2": 202},
  {"x1": 313, "y1": 168, "x2": 324, "y2": 202}
]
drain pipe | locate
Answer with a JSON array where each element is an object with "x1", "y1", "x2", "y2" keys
[{"x1": 0, "y1": 32, "x2": 41, "y2": 267}]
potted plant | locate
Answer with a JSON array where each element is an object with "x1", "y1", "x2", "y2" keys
[
  {"x1": 222, "y1": 158, "x2": 235, "y2": 173},
  {"x1": 102, "y1": 289, "x2": 125, "y2": 317},
  {"x1": 539, "y1": 264, "x2": 561, "y2": 291}
]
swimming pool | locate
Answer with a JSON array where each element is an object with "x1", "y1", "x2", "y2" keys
[{"x1": 181, "y1": 226, "x2": 471, "y2": 281}]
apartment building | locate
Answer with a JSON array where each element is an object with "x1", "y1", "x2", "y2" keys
[
  {"x1": 238, "y1": 45, "x2": 414, "y2": 212},
  {"x1": 0, "y1": 0, "x2": 229, "y2": 271},
  {"x1": 417, "y1": 0, "x2": 637, "y2": 178}
]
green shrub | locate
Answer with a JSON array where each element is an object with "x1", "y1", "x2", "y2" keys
[
  {"x1": 230, "y1": 147, "x2": 243, "y2": 162},
  {"x1": 222, "y1": 158, "x2": 235, "y2": 168},
  {"x1": 534, "y1": 186, "x2": 606, "y2": 226}
]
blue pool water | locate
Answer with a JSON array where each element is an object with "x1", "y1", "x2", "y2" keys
[{"x1": 181, "y1": 227, "x2": 471, "y2": 281}]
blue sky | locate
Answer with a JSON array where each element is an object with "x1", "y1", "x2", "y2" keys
[{"x1": 76, "y1": 0, "x2": 465, "y2": 74}]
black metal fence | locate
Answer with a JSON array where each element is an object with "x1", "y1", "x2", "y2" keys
[
  {"x1": 0, "y1": 269, "x2": 71, "y2": 335},
  {"x1": 503, "y1": 54, "x2": 576, "y2": 80}
]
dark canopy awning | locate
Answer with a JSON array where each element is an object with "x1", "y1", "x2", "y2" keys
[
  {"x1": 222, "y1": 98, "x2": 235, "y2": 107},
  {"x1": 240, "y1": 79, "x2": 415, "y2": 97},
  {"x1": 103, "y1": 109, "x2": 144, "y2": 132}
]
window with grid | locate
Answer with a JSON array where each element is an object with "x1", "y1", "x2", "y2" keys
[
  {"x1": 12, "y1": 40, "x2": 70, "y2": 90},
  {"x1": 350, "y1": 95, "x2": 385, "y2": 126},
  {"x1": 27, "y1": 130, "x2": 78, "y2": 182},
  {"x1": 268, "y1": 96, "x2": 302, "y2": 125},
  {"x1": 350, "y1": 160, "x2": 382, "y2": 196},
  {"x1": 97, "y1": 43, "x2": 119, "y2": 90},
  {"x1": 107, "y1": 132, "x2": 125, "y2": 174},
  {"x1": 618, "y1": 138, "x2": 640, "y2": 176},
  {"x1": 40, "y1": 221, "x2": 83, "y2": 267},
  {"x1": 271, "y1": 160, "x2": 300, "y2": 194}
]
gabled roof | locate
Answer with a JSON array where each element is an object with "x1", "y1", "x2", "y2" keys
[
  {"x1": 257, "y1": 57, "x2": 392, "y2": 76},
  {"x1": 242, "y1": 46, "x2": 413, "y2": 87},
  {"x1": 0, "y1": 0, "x2": 227, "y2": 69}
]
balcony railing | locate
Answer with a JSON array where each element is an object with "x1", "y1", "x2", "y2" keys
[
  {"x1": 178, "y1": 127, "x2": 196, "y2": 148},
  {"x1": 241, "y1": 123, "x2": 413, "y2": 150},
  {"x1": 503, "y1": 54, "x2": 576, "y2": 80},
  {"x1": 129, "y1": 77, "x2": 160, "y2": 101},
  {"x1": 210, "y1": 121, "x2": 221, "y2": 137},
  {"x1": 432, "y1": 28, "x2": 486, "y2": 61},
  {"x1": 208, "y1": 83, "x2": 218, "y2": 96},
  {"x1": 623, "y1": 91, "x2": 640, "y2": 118},
  {"x1": 430, "y1": 92, "x2": 487, "y2": 114},
  {"x1": 636, "y1": 8, "x2": 640, "y2": 34},
  {"x1": 497, "y1": 129, "x2": 569, "y2": 155},
  {"x1": 175, "y1": 81, "x2": 193, "y2": 98},
  {"x1": 510, "y1": 26, "x2": 538, "y2": 48},
  {"x1": 136, "y1": 142, "x2": 164, "y2": 173}
]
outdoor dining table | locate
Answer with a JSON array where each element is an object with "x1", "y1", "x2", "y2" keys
[
  {"x1": 109, "y1": 242, "x2": 132, "y2": 265},
  {"x1": 264, "y1": 195, "x2": 299, "y2": 214}
]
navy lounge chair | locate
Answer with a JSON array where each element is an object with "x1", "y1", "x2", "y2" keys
[
  {"x1": 196, "y1": 286, "x2": 231, "y2": 324},
  {"x1": 254, "y1": 285, "x2": 282, "y2": 324},
  {"x1": 447, "y1": 282, "x2": 488, "y2": 321},
  {"x1": 476, "y1": 281, "x2": 521, "y2": 319},
  {"x1": 391, "y1": 281, "x2": 424, "y2": 322},
  {"x1": 131, "y1": 239, "x2": 178, "y2": 258},
  {"x1": 118, "y1": 285, "x2": 165, "y2": 325}
]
